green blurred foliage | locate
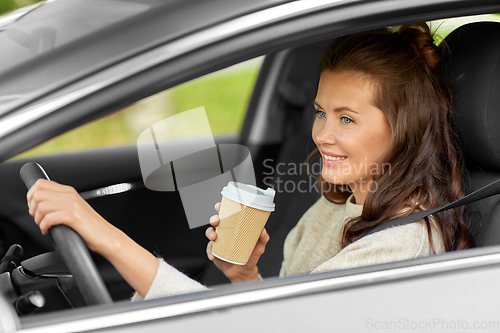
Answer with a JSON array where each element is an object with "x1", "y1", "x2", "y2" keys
[
  {"x1": 0, "y1": 0, "x2": 42, "y2": 15},
  {"x1": 15, "y1": 59, "x2": 262, "y2": 159}
]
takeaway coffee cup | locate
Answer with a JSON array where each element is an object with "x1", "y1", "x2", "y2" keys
[{"x1": 211, "y1": 181, "x2": 275, "y2": 265}]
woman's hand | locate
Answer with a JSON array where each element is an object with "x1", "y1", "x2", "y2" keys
[
  {"x1": 26, "y1": 179, "x2": 160, "y2": 297},
  {"x1": 27, "y1": 179, "x2": 120, "y2": 257},
  {"x1": 205, "y1": 202, "x2": 270, "y2": 283}
]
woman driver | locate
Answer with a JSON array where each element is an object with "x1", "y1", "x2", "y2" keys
[{"x1": 26, "y1": 23, "x2": 473, "y2": 300}]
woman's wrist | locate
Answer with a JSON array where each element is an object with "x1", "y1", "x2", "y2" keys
[{"x1": 228, "y1": 266, "x2": 260, "y2": 283}]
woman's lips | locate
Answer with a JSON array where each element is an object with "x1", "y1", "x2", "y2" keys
[
  {"x1": 321, "y1": 151, "x2": 347, "y2": 166},
  {"x1": 320, "y1": 150, "x2": 346, "y2": 158},
  {"x1": 322, "y1": 156, "x2": 347, "y2": 166}
]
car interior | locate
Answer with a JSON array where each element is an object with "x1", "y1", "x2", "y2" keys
[
  {"x1": 1, "y1": 12, "x2": 500, "y2": 316},
  {"x1": 441, "y1": 21, "x2": 500, "y2": 248}
]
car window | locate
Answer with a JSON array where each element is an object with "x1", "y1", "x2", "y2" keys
[
  {"x1": 14, "y1": 57, "x2": 263, "y2": 159},
  {"x1": 431, "y1": 13, "x2": 500, "y2": 40}
]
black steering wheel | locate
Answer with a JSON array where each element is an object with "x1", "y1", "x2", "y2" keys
[{"x1": 20, "y1": 162, "x2": 112, "y2": 306}]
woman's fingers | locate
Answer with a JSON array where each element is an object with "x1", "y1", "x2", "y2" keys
[
  {"x1": 27, "y1": 180, "x2": 77, "y2": 214},
  {"x1": 29, "y1": 189, "x2": 67, "y2": 217},
  {"x1": 206, "y1": 241, "x2": 215, "y2": 260},
  {"x1": 38, "y1": 210, "x2": 72, "y2": 235},
  {"x1": 259, "y1": 228, "x2": 270, "y2": 244},
  {"x1": 209, "y1": 214, "x2": 220, "y2": 228},
  {"x1": 249, "y1": 228, "x2": 270, "y2": 260},
  {"x1": 206, "y1": 207, "x2": 222, "y2": 261},
  {"x1": 28, "y1": 189, "x2": 80, "y2": 223},
  {"x1": 205, "y1": 226, "x2": 213, "y2": 239},
  {"x1": 32, "y1": 199, "x2": 64, "y2": 226},
  {"x1": 32, "y1": 201, "x2": 80, "y2": 237},
  {"x1": 205, "y1": 226, "x2": 217, "y2": 241},
  {"x1": 27, "y1": 179, "x2": 73, "y2": 202},
  {"x1": 255, "y1": 230, "x2": 268, "y2": 252},
  {"x1": 28, "y1": 187, "x2": 52, "y2": 216}
]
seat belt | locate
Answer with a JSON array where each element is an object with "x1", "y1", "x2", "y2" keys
[{"x1": 361, "y1": 178, "x2": 500, "y2": 238}]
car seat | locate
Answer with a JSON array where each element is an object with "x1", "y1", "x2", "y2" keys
[{"x1": 441, "y1": 21, "x2": 500, "y2": 247}]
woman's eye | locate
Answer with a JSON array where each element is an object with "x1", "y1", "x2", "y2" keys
[
  {"x1": 316, "y1": 110, "x2": 326, "y2": 118},
  {"x1": 341, "y1": 116, "x2": 353, "y2": 124}
]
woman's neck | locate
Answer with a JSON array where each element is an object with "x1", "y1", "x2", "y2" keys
[{"x1": 351, "y1": 179, "x2": 374, "y2": 205}]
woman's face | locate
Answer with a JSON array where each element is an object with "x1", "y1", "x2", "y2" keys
[{"x1": 312, "y1": 71, "x2": 392, "y2": 201}]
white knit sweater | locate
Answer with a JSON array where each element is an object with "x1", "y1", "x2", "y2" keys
[{"x1": 131, "y1": 195, "x2": 444, "y2": 301}]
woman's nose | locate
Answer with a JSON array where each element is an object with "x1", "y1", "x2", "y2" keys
[{"x1": 314, "y1": 122, "x2": 337, "y2": 146}]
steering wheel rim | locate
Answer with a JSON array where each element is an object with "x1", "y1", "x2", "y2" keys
[{"x1": 20, "y1": 162, "x2": 112, "y2": 306}]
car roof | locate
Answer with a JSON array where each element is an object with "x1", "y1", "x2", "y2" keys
[{"x1": 0, "y1": 0, "x2": 291, "y2": 111}]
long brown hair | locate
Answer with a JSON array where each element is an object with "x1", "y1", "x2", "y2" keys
[{"x1": 307, "y1": 23, "x2": 473, "y2": 251}]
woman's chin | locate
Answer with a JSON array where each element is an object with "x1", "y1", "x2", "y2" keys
[{"x1": 321, "y1": 173, "x2": 351, "y2": 186}]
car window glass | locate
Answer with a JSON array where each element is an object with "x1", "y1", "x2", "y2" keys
[
  {"x1": 14, "y1": 57, "x2": 263, "y2": 159},
  {"x1": 431, "y1": 13, "x2": 500, "y2": 40}
]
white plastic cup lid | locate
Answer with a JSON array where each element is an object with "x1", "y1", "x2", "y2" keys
[{"x1": 221, "y1": 181, "x2": 275, "y2": 212}]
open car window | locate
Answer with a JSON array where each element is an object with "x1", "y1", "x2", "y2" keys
[{"x1": 15, "y1": 57, "x2": 263, "y2": 158}]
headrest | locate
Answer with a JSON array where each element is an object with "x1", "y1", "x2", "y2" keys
[{"x1": 441, "y1": 22, "x2": 500, "y2": 171}]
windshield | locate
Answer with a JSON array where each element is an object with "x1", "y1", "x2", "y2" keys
[
  {"x1": 0, "y1": 1, "x2": 149, "y2": 75},
  {"x1": 0, "y1": 0, "x2": 151, "y2": 111}
]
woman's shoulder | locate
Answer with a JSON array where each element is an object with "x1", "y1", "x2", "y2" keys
[
  {"x1": 360, "y1": 217, "x2": 445, "y2": 256},
  {"x1": 311, "y1": 217, "x2": 445, "y2": 274}
]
